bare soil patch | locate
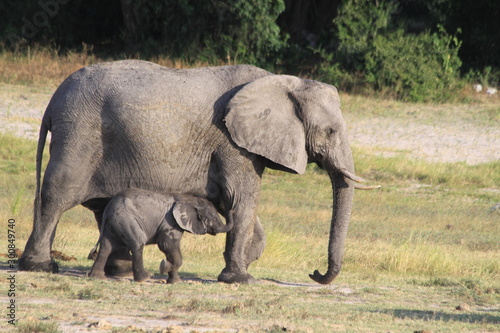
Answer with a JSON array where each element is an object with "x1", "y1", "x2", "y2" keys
[{"x1": 1, "y1": 83, "x2": 499, "y2": 165}]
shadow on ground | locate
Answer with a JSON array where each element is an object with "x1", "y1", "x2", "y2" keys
[{"x1": 380, "y1": 308, "x2": 500, "y2": 324}]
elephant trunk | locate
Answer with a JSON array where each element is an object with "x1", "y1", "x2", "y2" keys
[
  {"x1": 218, "y1": 210, "x2": 235, "y2": 233},
  {"x1": 309, "y1": 148, "x2": 356, "y2": 284}
]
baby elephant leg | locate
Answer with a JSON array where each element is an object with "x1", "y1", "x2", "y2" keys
[
  {"x1": 159, "y1": 258, "x2": 172, "y2": 275},
  {"x1": 158, "y1": 237, "x2": 183, "y2": 284},
  {"x1": 130, "y1": 244, "x2": 151, "y2": 282},
  {"x1": 89, "y1": 237, "x2": 113, "y2": 279}
]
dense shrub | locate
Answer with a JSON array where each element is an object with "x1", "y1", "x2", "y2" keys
[
  {"x1": 1, "y1": 0, "x2": 286, "y2": 67},
  {"x1": 317, "y1": 0, "x2": 462, "y2": 102},
  {"x1": 334, "y1": 0, "x2": 397, "y2": 72},
  {"x1": 365, "y1": 27, "x2": 462, "y2": 102},
  {"x1": 124, "y1": 0, "x2": 286, "y2": 65},
  {"x1": 220, "y1": 0, "x2": 286, "y2": 65},
  {"x1": 1, "y1": 0, "x2": 497, "y2": 101}
]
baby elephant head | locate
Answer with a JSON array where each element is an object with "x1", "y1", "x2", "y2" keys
[{"x1": 172, "y1": 196, "x2": 233, "y2": 235}]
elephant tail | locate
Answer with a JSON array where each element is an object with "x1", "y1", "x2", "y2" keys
[
  {"x1": 33, "y1": 121, "x2": 49, "y2": 234},
  {"x1": 87, "y1": 214, "x2": 108, "y2": 260},
  {"x1": 87, "y1": 243, "x2": 99, "y2": 260}
]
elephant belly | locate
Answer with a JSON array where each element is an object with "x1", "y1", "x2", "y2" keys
[
  {"x1": 85, "y1": 93, "x2": 214, "y2": 192},
  {"x1": 90, "y1": 153, "x2": 212, "y2": 199}
]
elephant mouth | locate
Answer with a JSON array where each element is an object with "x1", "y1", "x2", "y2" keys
[
  {"x1": 314, "y1": 161, "x2": 324, "y2": 169},
  {"x1": 310, "y1": 159, "x2": 366, "y2": 184},
  {"x1": 327, "y1": 163, "x2": 381, "y2": 190}
]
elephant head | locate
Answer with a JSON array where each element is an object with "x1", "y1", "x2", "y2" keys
[
  {"x1": 225, "y1": 75, "x2": 366, "y2": 284},
  {"x1": 172, "y1": 197, "x2": 233, "y2": 236}
]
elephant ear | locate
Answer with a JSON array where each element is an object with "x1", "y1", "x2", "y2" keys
[
  {"x1": 225, "y1": 75, "x2": 308, "y2": 174},
  {"x1": 172, "y1": 201, "x2": 208, "y2": 235}
]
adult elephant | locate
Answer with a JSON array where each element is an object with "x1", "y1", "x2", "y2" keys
[{"x1": 20, "y1": 60, "x2": 372, "y2": 284}]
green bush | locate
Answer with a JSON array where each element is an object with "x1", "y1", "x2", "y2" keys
[
  {"x1": 317, "y1": 0, "x2": 462, "y2": 102},
  {"x1": 219, "y1": 0, "x2": 286, "y2": 65},
  {"x1": 334, "y1": 0, "x2": 397, "y2": 72},
  {"x1": 1, "y1": 0, "x2": 286, "y2": 67},
  {"x1": 119, "y1": 0, "x2": 286, "y2": 66},
  {"x1": 365, "y1": 27, "x2": 462, "y2": 102}
]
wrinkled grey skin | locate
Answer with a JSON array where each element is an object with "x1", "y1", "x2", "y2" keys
[
  {"x1": 20, "y1": 60, "x2": 369, "y2": 284},
  {"x1": 88, "y1": 188, "x2": 233, "y2": 283}
]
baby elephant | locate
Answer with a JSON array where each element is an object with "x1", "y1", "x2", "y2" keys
[{"x1": 88, "y1": 188, "x2": 233, "y2": 283}]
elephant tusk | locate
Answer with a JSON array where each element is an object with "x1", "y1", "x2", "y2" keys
[
  {"x1": 354, "y1": 184, "x2": 381, "y2": 190},
  {"x1": 339, "y1": 169, "x2": 366, "y2": 183}
]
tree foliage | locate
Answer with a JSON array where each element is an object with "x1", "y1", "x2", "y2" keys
[
  {"x1": 317, "y1": 0, "x2": 463, "y2": 102},
  {"x1": 118, "y1": 0, "x2": 285, "y2": 64},
  {"x1": 334, "y1": 0, "x2": 398, "y2": 71},
  {"x1": 365, "y1": 27, "x2": 462, "y2": 102},
  {"x1": 0, "y1": 0, "x2": 498, "y2": 101}
]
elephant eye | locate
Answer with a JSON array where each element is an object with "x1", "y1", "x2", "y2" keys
[{"x1": 326, "y1": 128, "x2": 336, "y2": 137}]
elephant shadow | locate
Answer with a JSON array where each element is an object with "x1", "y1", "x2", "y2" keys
[
  {"x1": 0, "y1": 261, "x2": 217, "y2": 284},
  {"x1": 379, "y1": 308, "x2": 500, "y2": 325}
]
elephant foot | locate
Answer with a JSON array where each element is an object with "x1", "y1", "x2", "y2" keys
[
  {"x1": 167, "y1": 276, "x2": 183, "y2": 284},
  {"x1": 88, "y1": 271, "x2": 106, "y2": 280},
  {"x1": 133, "y1": 270, "x2": 151, "y2": 282},
  {"x1": 18, "y1": 256, "x2": 59, "y2": 273},
  {"x1": 104, "y1": 260, "x2": 133, "y2": 277},
  {"x1": 218, "y1": 270, "x2": 256, "y2": 284},
  {"x1": 104, "y1": 250, "x2": 133, "y2": 277}
]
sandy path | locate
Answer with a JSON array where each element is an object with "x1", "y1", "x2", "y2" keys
[{"x1": 1, "y1": 83, "x2": 499, "y2": 165}]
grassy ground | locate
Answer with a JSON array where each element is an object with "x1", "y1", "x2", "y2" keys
[
  {"x1": 0, "y1": 50, "x2": 499, "y2": 331},
  {"x1": 1, "y1": 132, "x2": 498, "y2": 332}
]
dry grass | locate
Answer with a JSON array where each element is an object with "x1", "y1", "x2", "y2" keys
[
  {"x1": 0, "y1": 46, "x2": 213, "y2": 89},
  {"x1": 0, "y1": 50, "x2": 499, "y2": 331},
  {"x1": 2, "y1": 123, "x2": 498, "y2": 332},
  {"x1": 0, "y1": 47, "x2": 99, "y2": 88},
  {"x1": 341, "y1": 91, "x2": 500, "y2": 127},
  {"x1": 2, "y1": 131, "x2": 498, "y2": 283}
]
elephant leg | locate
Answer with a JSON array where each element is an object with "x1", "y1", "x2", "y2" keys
[
  {"x1": 103, "y1": 246, "x2": 133, "y2": 277},
  {"x1": 131, "y1": 245, "x2": 150, "y2": 282},
  {"x1": 219, "y1": 208, "x2": 261, "y2": 284},
  {"x1": 158, "y1": 238, "x2": 183, "y2": 284},
  {"x1": 91, "y1": 210, "x2": 134, "y2": 277},
  {"x1": 244, "y1": 215, "x2": 266, "y2": 269},
  {"x1": 19, "y1": 204, "x2": 63, "y2": 273},
  {"x1": 88, "y1": 236, "x2": 113, "y2": 279},
  {"x1": 93, "y1": 210, "x2": 104, "y2": 228},
  {"x1": 20, "y1": 157, "x2": 93, "y2": 272},
  {"x1": 216, "y1": 156, "x2": 265, "y2": 284},
  {"x1": 159, "y1": 259, "x2": 172, "y2": 275}
]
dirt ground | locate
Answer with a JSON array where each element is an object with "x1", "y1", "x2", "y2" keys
[
  {"x1": 1, "y1": 82, "x2": 499, "y2": 332},
  {"x1": 1, "y1": 82, "x2": 499, "y2": 165},
  {"x1": 1, "y1": 263, "x2": 373, "y2": 332}
]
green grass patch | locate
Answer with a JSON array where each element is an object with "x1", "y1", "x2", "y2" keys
[
  {"x1": 2, "y1": 130, "x2": 499, "y2": 332},
  {"x1": 353, "y1": 146, "x2": 499, "y2": 189},
  {"x1": 16, "y1": 320, "x2": 61, "y2": 333},
  {"x1": 4, "y1": 132, "x2": 498, "y2": 282}
]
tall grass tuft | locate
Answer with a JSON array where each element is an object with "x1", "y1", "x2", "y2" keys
[
  {"x1": 0, "y1": 46, "x2": 206, "y2": 88},
  {"x1": 353, "y1": 147, "x2": 499, "y2": 189},
  {"x1": 1, "y1": 126, "x2": 498, "y2": 284},
  {"x1": 16, "y1": 320, "x2": 60, "y2": 333}
]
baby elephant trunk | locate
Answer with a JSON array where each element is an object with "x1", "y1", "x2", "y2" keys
[{"x1": 216, "y1": 210, "x2": 235, "y2": 233}]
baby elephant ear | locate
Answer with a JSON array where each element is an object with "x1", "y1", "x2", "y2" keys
[
  {"x1": 225, "y1": 75, "x2": 308, "y2": 174},
  {"x1": 172, "y1": 201, "x2": 208, "y2": 235}
]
